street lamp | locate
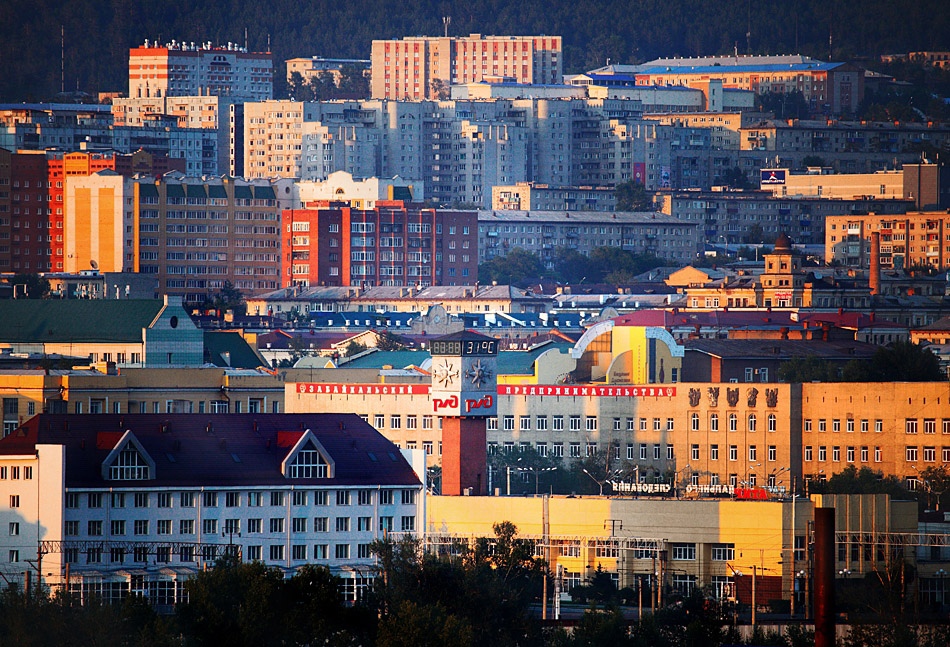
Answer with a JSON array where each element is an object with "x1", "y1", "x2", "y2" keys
[
  {"x1": 582, "y1": 468, "x2": 605, "y2": 496},
  {"x1": 525, "y1": 466, "x2": 557, "y2": 495}
]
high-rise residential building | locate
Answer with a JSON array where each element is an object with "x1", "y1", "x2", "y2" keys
[
  {"x1": 826, "y1": 211, "x2": 950, "y2": 270},
  {"x1": 282, "y1": 203, "x2": 478, "y2": 288},
  {"x1": 65, "y1": 170, "x2": 133, "y2": 274},
  {"x1": 132, "y1": 174, "x2": 294, "y2": 302},
  {"x1": 129, "y1": 40, "x2": 273, "y2": 100},
  {"x1": 371, "y1": 34, "x2": 562, "y2": 100},
  {"x1": 244, "y1": 98, "x2": 658, "y2": 206},
  {"x1": 3, "y1": 150, "x2": 48, "y2": 274}
]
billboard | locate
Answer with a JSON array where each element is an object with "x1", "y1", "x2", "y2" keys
[{"x1": 760, "y1": 169, "x2": 787, "y2": 185}]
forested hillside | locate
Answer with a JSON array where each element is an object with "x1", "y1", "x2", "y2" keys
[{"x1": 1, "y1": 0, "x2": 947, "y2": 101}]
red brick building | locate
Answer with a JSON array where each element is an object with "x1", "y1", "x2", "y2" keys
[{"x1": 282, "y1": 202, "x2": 479, "y2": 288}]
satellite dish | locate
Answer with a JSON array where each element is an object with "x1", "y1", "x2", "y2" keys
[{"x1": 90, "y1": 259, "x2": 99, "y2": 270}]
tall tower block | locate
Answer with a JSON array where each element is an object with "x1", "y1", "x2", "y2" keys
[{"x1": 429, "y1": 331, "x2": 498, "y2": 495}]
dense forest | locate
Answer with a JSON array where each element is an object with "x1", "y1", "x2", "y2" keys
[{"x1": 0, "y1": 0, "x2": 948, "y2": 102}]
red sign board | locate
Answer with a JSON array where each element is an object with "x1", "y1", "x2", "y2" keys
[
  {"x1": 294, "y1": 383, "x2": 676, "y2": 399},
  {"x1": 734, "y1": 487, "x2": 770, "y2": 501}
]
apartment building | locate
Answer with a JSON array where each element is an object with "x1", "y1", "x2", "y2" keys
[
  {"x1": 826, "y1": 211, "x2": 950, "y2": 269},
  {"x1": 658, "y1": 188, "x2": 914, "y2": 246},
  {"x1": 0, "y1": 413, "x2": 420, "y2": 604},
  {"x1": 285, "y1": 57, "x2": 370, "y2": 85},
  {"x1": 586, "y1": 55, "x2": 864, "y2": 115},
  {"x1": 129, "y1": 40, "x2": 272, "y2": 100},
  {"x1": 370, "y1": 34, "x2": 561, "y2": 100},
  {"x1": 282, "y1": 203, "x2": 478, "y2": 287},
  {"x1": 492, "y1": 183, "x2": 618, "y2": 212},
  {"x1": 477, "y1": 209, "x2": 701, "y2": 267},
  {"x1": 0, "y1": 104, "x2": 220, "y2": 176},
  {"x1": 130, "y1": 174, "x2": 294, "y2": 301}
]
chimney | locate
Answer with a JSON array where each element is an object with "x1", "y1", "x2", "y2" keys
[{"x1": 869, "y1": 231, "x2": 881, "y2": 296}]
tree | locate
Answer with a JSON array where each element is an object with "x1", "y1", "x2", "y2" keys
[
  {"x1": 757, "y1": 90, "x2": 809, "y2": 120},
  {"x1": 429, "y1": 77, "x2": 450, "y2": 100},
  {"x1": 551, "y1": 247, "x2": 594, "y2": 284},
  {"x1": 809, "y1": 466, "x2": 909, "y2": 499},
  {"x1": 869, "y1": 340, "x2": 944, "y2": 381},
  {"x1": 9, "y1": 273, "x2": 50, "y2": 299},
  {"x1": 477, "y1": 248, "x2": 544, "y2": 286},
  {"x1": 376, "y1": 330, "x2": 407, "y2": 352},
  {"x1": 714, "y1": 167, "x2": 752, "y2": 189},
  {"x1": 178, "y1": 555, "x2": 288, "y2": 647},
  {"x1": 916, "y1": 465, "x2": 950, "y2": 511},
  {"x1": 288, "y1": 71, "x2": 310, "y2": 100},
  {"x1": 614, "y1": 180, "x2": 653, "y2": 211},
  {"x1": 345, "y1": 340, "x2": 367, "y2": 357},
  {"x1": 205, "y1": 280, "x2": 245, "y2": 315}
]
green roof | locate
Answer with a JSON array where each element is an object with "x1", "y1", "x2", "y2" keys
[
  {"x1": 203, "y1": 331, "x2": 266, "y2": 369},
  {"x1": 207, "y1": 185, "x2": 227, "y2": 199},
  {"x1": 0, "y1": 300, "x2": 167, "y2": 343},
  {"x1": 342, "y1": 350, "x2": 431, "y2": 369},
  {"x1": 165, "y1": 184, "x2": 185, "y2": 198},
  {"x1": 496, "y1": 342, "x2": 574, "y2": 376},
  {"x1": 254, "y1": 186, "x2": 276, "y2": 200},
  {"x1": 185, "y1": 184, "x2": 207, "y2": 198},
  {"x1": 138, "y1": 184, "x2": 159, "y2": 198},
  {"x1": 234, "y1": 185, "x2": 253, "y2": 199}
]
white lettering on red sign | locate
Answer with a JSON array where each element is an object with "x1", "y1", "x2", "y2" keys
[
  {"x1": 498, "y1": 385, "x2": 676, "y2": 398},
  {"x1": 296, "y1": 383, "x2": 430, "y2": 396}
]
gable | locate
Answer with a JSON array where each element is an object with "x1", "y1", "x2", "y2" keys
[
  {"x1": 281, "y1": 429, "x2": 336, "y2": 479},
  {"x1": 101, "y1": 430, "x2": 156, "y2": 481}
]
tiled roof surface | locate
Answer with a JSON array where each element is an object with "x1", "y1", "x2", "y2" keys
[
  {"x1": 2, "y1": 414, "x2": 420, "y2": 489},
  {"x1": 0, "y1": 300, "x2": 165, "y2": 343}
]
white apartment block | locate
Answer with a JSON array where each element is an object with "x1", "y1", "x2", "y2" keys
[
  {"x1": 371, "y1": 34, "x2": 562, "y2": 100},
  {"x1": 243, "y1": 98, "x2": 692, "y2": 207},
  {"x1": 0, "y1": 414, "x2": 421, "y2": 605},
  {"x1": 129, "y1": 40, "x2": 272, "y2": 101}
]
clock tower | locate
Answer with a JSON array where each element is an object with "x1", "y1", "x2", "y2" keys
[{"x1": 430, "y1": 330, "x2": 498, "y2": 495}]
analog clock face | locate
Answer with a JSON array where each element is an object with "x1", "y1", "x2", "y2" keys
[
  {"x1": 464, "y1": 358, "x2": 492, "y2": 388},
  {"x1": 433, "y1": 358, "x2": 459, "y2": 387}
]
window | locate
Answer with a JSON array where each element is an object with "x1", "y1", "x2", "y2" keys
[
  {"x1": 553, "y1": 416, "x2": 564, "y2": 431},
  {"x1": 335, "y1": 544, "x2": 350, "y2": 559},
  {"x1": 729, "y1": 414, "x2": 737, "y2": 432},
  {"x1": 202, "y1": 519, "x2": 217, "y2": 534},
  {"x1": 667, "y1": 418, "x2": 675, "y2": 431},
  {"x1": 691, "y1": 413, "x2": 700, "y2": 431},
  {"x1": 65, "y1": 521, "x2": 79, "y2": 536},
  {"x1": 847, "y1": 446, "x2": 855, "y2": 463},
  {"x1": 768, "y1": 415, "x2": 777, "y2": 432},
  {"x1": 586, "y1": 416, "x2": 597, "y2": 431},
  {"x1": 335, "y1": 517, "x2": 350, "y2": 532},
  {"x1": 314, "y1": 517, "x2": 329, "y2": 532},
  {"x1": 180, "y1": 519, "x2": 195, "y2": 534},
  {"x1": 804, "y1": 420, "x2": 812, "y2": 433},
  {"x1": 270, "y1": 545, "x2": 285, "y2": 561},
  {"x1": 226, "y1": 492, "x2": 242, "y2": 507},
  {"x1": 748, "y1": 414, "x2": 757, "y2": 432},
  {"x1": 66, "y1": 493, "x2": 80, "y2": 508},
  {"x1": 924, "y1": 446, "x2": 936, "y2": 462},
  {"x1": 134, "y1": 520, "x2": 149, "y2": 535},
  {"x1": 710, "y1": 444, "x2": 719, "y2": 460},
  {"x1": 374, "y1": 414, "x2": 385, "y2": 428},
  {"x1": 157, "y1": 519, "x2": 171, "y2": 535},
  {"x1": 875, "y1": 420, "x2": 883, "y2": 433},
  {"x1": 87, "y1": 520, "x2": 102, "y2": 536},
  {"x1": 536, "y1": 416, "x2": 548, "y2": 431},
  {"x1": 691, "y1": 444, "x2": 700, "y2": 461},
  {"x1": 401, "y1": 490, "x2": 416, "y2": 505},
  {"x1": 711, "y1": 544, "x2": 735, "y2": 561},
  {"x1": 569, "y1": 416, "x2": 581, "y2": 431},
  {"x1": 832, "y1": 446, "x2": 840, "y2": 462},
  {"x1": 88, "y1": 493, "x2": 103, "y2": 508},
  {"x1": 710, "y1": 414, "x2": 719, "y2": 432},
  {"x1": 804, "y1": 446, "x2": 813, "y2": 461},
  {"x1": 924, "y1": 419, "x2": 937, "y2": 435},
  {"x1": 672, "y1": 543, "x2": 696, "y2": 560},
  {"x1": 292, "y1": 545, "x2": 307, "y2": 560},
  {"x1": 111, "y1": 520, "x2": 125, "y2": 536},
  {"x1": 833, "y1": 419, "x2": 841, "y2": 433},
  {"x1": 875, "y1": 447, "x2": 882, "y2": 462},
  {"x1": 639, "y1": 444, "x2": 647, "y2": 460},
  {"x1": 819, "y1": 420, "x2": 827, "y2": 433},
  {"x1": 906, "y1": 446, "x2": 919, "y2": 462},
  {"x1": 247, "y1": 546, "x2": 262, "y2": 561},
  {"x1": 768, "y1": 445, "x2": 777, "y2": 462},
  {"x1": 289, "y1": 445, "x2": 328, "y2": 478},
  {"x1": 379, "y1": 517, "x2": 393, "y2": 532},
  {"x1": 749, "y1": 446, "x2": 757, "y2": 461},
  {"x1": 401, "y1": 516, "x2": 416, "y2": 532},
  {"x1": 292, "y1": 517, "x2": 307, "y2": 533},
  {"x1": 270, "y1": 518, "x2": 285, "y2": 533},
  {"x1": 157, "y1": 493, "x2": 172, "y2": 508},
  {"x1": 203, "y1": 492, "x2": 218, "y2": 507},
  {"x1": 818, "y1": 446, "x2": 827, "y2": 461},
  {"x1": 134, "y1": 492, "x2": 149, "y2": 508},
  {"x1": 390, "y1": 415, "x2": 401, "y2": 429},
  {"x1": 847, "y1": 419, "x2": 855, "y2": 433},
  {"x1": 861, "y1": 420, "x2": 869, "y2": 433},
  {"x1": 729, "y1": 445, "x2": 738, "y2": 461},
  {"x1": 553, "y1": 443, "x2": 564, "y2": 458},
  {"x1": 520, "y1": 416, "x2": 531, "y2": 431},
  {"x1": 358, "y1": 490, "x2": 372, "y2": 506},
  {"x1": 271, "y1": 492, "x2": 285, "y2": 506},
  {"x1": 180, "y1": 492, "x2": 195, "y2": 507},
  {"x1": 111, "y1": 493, "x2": 125, "y2": 508},
  {"x1": 357, "y1": 517, "x2": 372, "y2": 532},
  {"x1": 861, "y1": 446, "x2": 869, "y2": 462},
  {"x1": 110, "y1": 445, "x2": 151, "y2": 480},
  {"x1": 906, "y1": 419, "x2": 918, "y2": 434}
]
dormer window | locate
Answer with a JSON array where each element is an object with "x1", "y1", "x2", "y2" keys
[
  {"x1": 102, "y1": 431, "x2": 155, "y2": 481},
  {"x1": 109, "y1": 445, "x2": 150, "y2": 480},
  {"x1": 288, "y1": 443, "x2": 328, "y2": 478}
]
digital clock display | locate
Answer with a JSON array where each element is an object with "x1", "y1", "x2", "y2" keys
[{"x1": 430, "y1": 339, "x2": 498, "y2": 356}]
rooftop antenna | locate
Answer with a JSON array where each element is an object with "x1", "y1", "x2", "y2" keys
[
  {"x1": 244, "y1": 27, "x2": 248, "y2": 51},
  {"x1": 746, "y1": 0, "x2": 752, "y2": 55},
  {"x1": 442, "y1": 16, "x2": 451, "y2": 38},
  {"x1": 61, "y1": 25, "x2": 65, "y2": 95}
]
